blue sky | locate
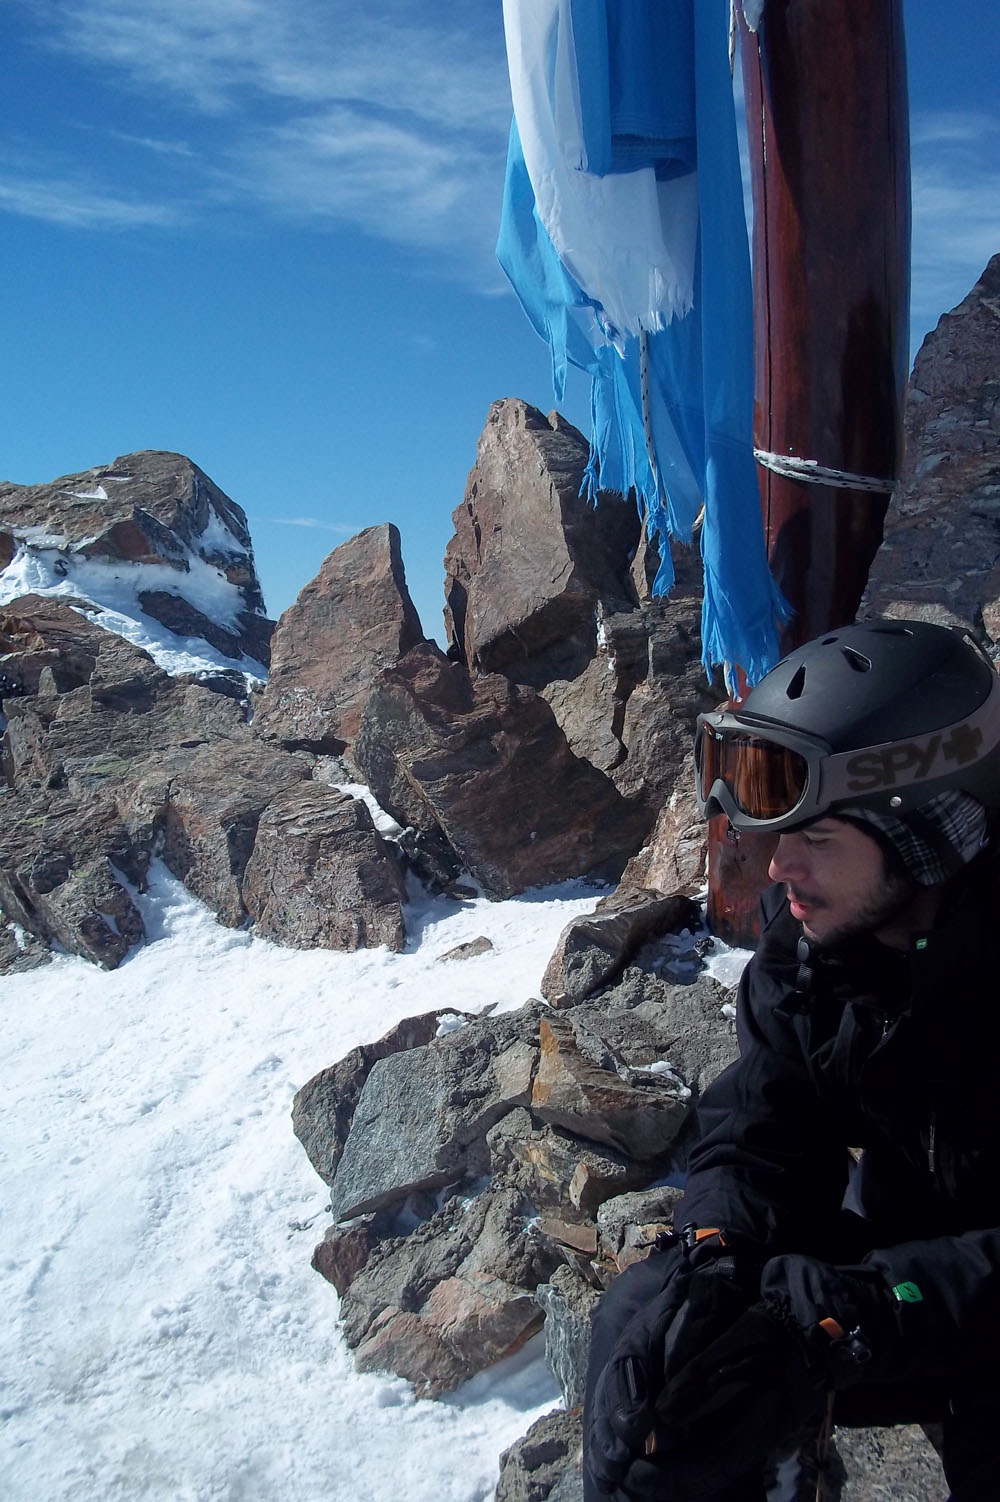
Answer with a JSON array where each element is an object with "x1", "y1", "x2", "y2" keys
[{"x1": 2, "y1": 1, "x2": 998, "y2": 641}]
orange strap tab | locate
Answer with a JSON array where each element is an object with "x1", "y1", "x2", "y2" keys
[{"x1": 819, "y1": 1316, "x2": 846, "y2": 1340}]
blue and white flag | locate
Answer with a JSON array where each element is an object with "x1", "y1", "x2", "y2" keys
[{"x1": 498, "y1": 0, "x2": 788, "y2": 686}]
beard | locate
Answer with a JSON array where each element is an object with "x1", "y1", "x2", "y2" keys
[{"x1": 799, "y1": 868, "x2": 921, "y2": 951}]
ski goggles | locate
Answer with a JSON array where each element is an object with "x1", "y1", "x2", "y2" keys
[{"x1": 694, "y1": 678, "x2": 1000, "y2": 832}]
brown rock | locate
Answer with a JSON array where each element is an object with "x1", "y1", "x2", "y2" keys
[
  {"x1": 357, "y1": 642, "x2": 650, "y2": 898},
  {"x1": 444, "y1": 400, "x2": 640, "y2": 676},
  {"x1": 531, "y1": 1015, "x2": 689, "y2": 1160},
  {"x1": 0, "y1": 790, "x2": 148, "y2": 968},
  {"x1": 862, "y1": 254, "x2": 1000, "y2": 640},
  {"x1": 253, "y1": 523, "x2": 425, "y2": 752},
  {"x1": 619, "y1": 760, "x2": 708, "y2": 896},
  {"x1": 437, "y1": 936, "x2": 494, "y2": 961},
  {"x1": 311, "y1": 1218, "x2": 381, "y2": 1295},
  {"x1": 242, "y1": 783, "x2": 407, "y2": 951},
  {"x1": 536, "y1": 1219, "x2": 599, "y2": 1255},
  {"x1": 156, "y1": 740, "x2": 310, "y2": 926}
]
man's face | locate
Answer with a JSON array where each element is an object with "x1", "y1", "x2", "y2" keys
[{"x1": 767, "y1": 817, "x2": 919, "y2": 948}]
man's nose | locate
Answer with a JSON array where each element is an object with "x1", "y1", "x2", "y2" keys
[{"x1": 768, "y1": 834, "x2": 807, "y2": 885}]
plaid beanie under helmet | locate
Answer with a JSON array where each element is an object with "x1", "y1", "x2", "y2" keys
[{"x1": 836, "y1": 791, "x2": 990, "y2": 887}]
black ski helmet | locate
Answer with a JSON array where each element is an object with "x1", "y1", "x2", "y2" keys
[{"x1": 695, "y1": 619, "x2": 1000, "y2": 831}]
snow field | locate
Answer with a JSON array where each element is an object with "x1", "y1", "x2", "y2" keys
[{"x1": 2, "y1": 865, "x2": 609, "y2": 1501}]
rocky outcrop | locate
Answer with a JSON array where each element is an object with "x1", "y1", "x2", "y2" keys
[
  {"x1": 0, "y1": 450, "x2": 274, "y2": 665},
  {"x1": 440, "y1": 400, "x2": 722, "y2": 877},
  {"x1": 444, "y1": 401, "x2": 640, "y2": 678},
  {"x1": 0, "y1": 596, "x2": 406, "y2": 965},
  {"x1": 253, "y1": 523, "x2": 425, "y2": 753},
  {"x1": 862, "y1": 254, "x2": 1000, "y2": 642},
  {"x1": 297, "y1": 905, "x2": 738, "y2": 1397},
  {"x1": 2, "y1": 424, "x2": 719, "y2": 964},
  {"x1": 355, "y1": 641, "x2": 651, "y2": 899}
]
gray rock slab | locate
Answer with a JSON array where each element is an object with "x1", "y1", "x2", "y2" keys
[
  {"x1": 541, "y1": 889, "x2": 701, "y2": 1006},
  {"x1": 535, "y1": 1265, "x2": 600, "y2": 1409},
  {"x1": 292, "y1": 1009, "x2": 445, "y2": 1186},
  {"x1": 328, "y1": 1008, "x2": 542, "y2": 1221}
]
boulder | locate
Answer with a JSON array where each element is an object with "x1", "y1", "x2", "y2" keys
[
  {"x1": 343, "y1": 1185, "x2": 558, "y2": 1397},
  {"x1": 441, "y1": 401, "x2": 720, "y2": 846},
  {"x1": 252, "y1": 523, "x2": 425, "y2": 752},
  {"x1": 495, "y1": 1410, "x2": 583, "y2": 1502},
  {"x1": 356, "y1": 642, "x2": 650, "y2": 898},
  {"x1": 292, "y1": 1010, "x2": 447, "y2": 1186},
  {"x1": 310, "y1": 1217, "x2": 383, "y2": 1295},
  {"x1": 242, "y1": 783, "x2": 407, "y2": 951},
  {"x1": 152, "y1": 740, "x2": 310, "y2": 927},
  {"x1": 444, "y1": 400, "x2": 640, "y2": 678},
  {"x1": 540, "y1": 889, "x2": 701, "y2": 1007},
  {"x1": 327, "y1": 1009, "x2": 541, "y2": 1222},
  {"x1": 862, "y1": 254, "x2": 1000, "y2": 641},
  {"x1": 531, "y1": 1015, "x2": 690, "y2": 1160},
  {"x1": 535, "y1": 1265, "x2": 601, "y2": 1409},
  {"x1": 486, "y1": 1110, "x2": 648, "y2": 1220},
  {"x1": 0, "y1": 789, "x2": 148, "y2": 968},
  {"x1": 0, "y1": 451, "x2": 273, "y2": 664},
  {"x1": 596, "y1": 1185, "x2": 687, "y2": 1271}
]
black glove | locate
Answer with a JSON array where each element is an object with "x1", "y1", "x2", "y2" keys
[
  {"x1": 645, "y1": 1254, "x2": 911, "y2": 1498},
  {"x1": 760, "y1": 1253, "x2": 914, "y2": 1387},
  {"x1": 586, "y1": 1229, "x2": 759, "y2": 1500}
]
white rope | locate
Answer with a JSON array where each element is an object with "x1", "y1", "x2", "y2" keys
[{"x1": 753, "y1": 449, "x2": 895, "y2": 494}]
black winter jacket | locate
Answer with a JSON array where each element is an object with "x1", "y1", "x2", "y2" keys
[{"x1": 675, "y1": 857, "x2": 1000, "y2": 1388}]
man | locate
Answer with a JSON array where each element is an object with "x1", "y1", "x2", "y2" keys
[{"x1": 584, "y1": 618, "x2": 1000, "y2": 1501}]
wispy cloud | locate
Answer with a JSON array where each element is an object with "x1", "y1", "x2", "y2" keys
[
  {"x1": 910, "y1": 107, "x2": 1000, "y2": 343},
  {"x1": 101, "y1": 130, "x2": 197, "y2": 159},
  {"x1": 268, "y1": 517, "x2": 360, "y2": 534},
  {"x1": 0, "y1": 171, "x2": 183, "y2": 229},
  {"x1": 7, "y1": 0, "x2": 511, "y2": 265},
  {"x1": 37, "y1": 0, "x2": 511, "y2": 132}
]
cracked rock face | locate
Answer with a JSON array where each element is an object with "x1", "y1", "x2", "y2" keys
[{"x1": 863, "y1": 253, "x2": 1000, "y2": 643}]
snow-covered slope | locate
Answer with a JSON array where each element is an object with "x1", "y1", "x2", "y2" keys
[{"x1": 2, "y1": 865, "x2": 606, "y2": 1502}]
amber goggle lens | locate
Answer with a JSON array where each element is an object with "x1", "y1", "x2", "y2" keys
[{"x1": 698, "y1": 731, "x2": 809, "y2": 820}]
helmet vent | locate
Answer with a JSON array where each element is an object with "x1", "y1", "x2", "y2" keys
[
  {"x1": 785, "y1": 665, "x2": 807, "y2": 699},
  {"x1": 869, "y1": 623, "x2": 914, "y2": 636},
  {"x1": 842, "y1": 647, "x2": 872, "y2": 672}
]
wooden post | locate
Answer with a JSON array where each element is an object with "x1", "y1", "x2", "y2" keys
[{"x1": 707, "y1": 0, "x2": 911, "y2": 947}]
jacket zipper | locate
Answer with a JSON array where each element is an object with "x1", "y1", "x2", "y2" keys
[{"x1": 928, "y1": 1112, "x2": 937, "y2": 1179}]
